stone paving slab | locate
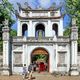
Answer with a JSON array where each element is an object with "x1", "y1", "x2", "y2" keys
[{"x1": 0, "y1": 72, "x2": 80, "y2": 80}]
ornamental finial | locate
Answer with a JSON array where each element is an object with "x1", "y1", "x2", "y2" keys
[{"x1": 72, "y1": 18, "x2": 76, "y2": 26}]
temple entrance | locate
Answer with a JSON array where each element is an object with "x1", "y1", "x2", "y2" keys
[{"x1": 31, "y1": 48, "x2": 49, "y2": 72}]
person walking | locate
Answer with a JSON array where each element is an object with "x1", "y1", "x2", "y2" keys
[
  {"x1": 22, "y1": 65, "x2": 27, "y2": 80},
  {"x1": 28, "y1": 63, "x2": 33, "y2": 79},
  {"x1": 28, "y1": 63, "x2": 33, "y2": 72},
  {"x1": 33, "y1": 61, "x2": 37, "y2": 71}
]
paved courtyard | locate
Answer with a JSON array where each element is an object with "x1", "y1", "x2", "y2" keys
[{"x1": 0, "y1": 72, "x2": 80, "y2": 80}]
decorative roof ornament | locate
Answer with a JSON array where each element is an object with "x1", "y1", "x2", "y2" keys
[
  {"x1": 37, "y1": 4, "x2": 43, "y2": 10},
  {"x1": 48, "y1": 2, "x2": 63, "y2": 11},
  {"x1": 49, "y1": 2, "x2": 56, "y2": 10},
  {"x1": 17, "y1": 2, "x2": 22, "y2": 11},
  {"x1": 72, "y1": 17, "x2": 77, "y2": 26},
  {"x1": 3, "y1": 19, "x2": 8, "y2": 27},
  {"x1": 52, "y1": 2, "x2": 56, "y2": 8},
  {"x1": 15, "y1": 10, "x2": 19, "y2": 18},
  {"x1": 24, "y1": 2, "x2": 31, "y2": 9}
]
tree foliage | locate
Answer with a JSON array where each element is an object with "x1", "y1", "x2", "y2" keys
[
  {"x1": 64, "y1": 27, "x2": 71, "y2": 37},
  {"x1": 0, "y1": 0, "x2": 15, "y2": 52},
  {"x1": 10, "y1": 29, "x2": 17, "y2": 37},
  {"x1": 0, "y1": 0, "x2": 15, "y2": 32},
  {"x1": 0, "y1": 0, "x2": 15, "y2": 25},
  {"x1": 65, "y1": 0, "x2": 80, "y2": 51}
]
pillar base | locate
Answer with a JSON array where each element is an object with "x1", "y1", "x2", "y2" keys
[
  {"x1": 2, "y1": 70, "x2": 10, "y2": 76},
  {"x1": 2, "y1": 66, "x2": 10, "y2": 76},
  {"x1": 70, "y1": 65, "x2": 79, "y2": 76},
  {"x1": 70, "y1": 70, "x2": 79, "y2": 76}
]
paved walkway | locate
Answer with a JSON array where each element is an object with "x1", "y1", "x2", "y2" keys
[
  {"x1": 32, "y1": 72, "x2": 80, "y2": 80},
  {"x1": 0, "y1": 72, "x2": 80, "y2": 80},
  {"x1": 32, "y1": 72, "x2": 53, "y2": 80}
]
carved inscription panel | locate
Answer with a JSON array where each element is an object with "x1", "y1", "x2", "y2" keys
[{"x1": 13, "y1": 52, "x2": 22, "y2": 66}]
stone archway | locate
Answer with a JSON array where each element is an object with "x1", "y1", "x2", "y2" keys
[
  {"x1": 52, "y1": 23, "x2": 58, "y2": 36},
  {"x1": 35, "y1": 23, "x2": 45, "y2": 38},
  {"x1": 31, "y1": 48, "x2": 49, "y2": 72},
  {"x1": 22, "y1": 24, "x2": 28, "y2": 36}
]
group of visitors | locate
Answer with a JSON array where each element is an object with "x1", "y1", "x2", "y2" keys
[
  {"x1": 22, "y1": 62, "x2": 36, "y2": 79},
  {"x1": 22, "y1": 62, "x2": 47, "y2": 79}
]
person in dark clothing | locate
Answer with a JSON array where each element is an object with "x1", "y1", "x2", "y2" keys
[
  {"x1": 33, "y1": 62, "x2": 37, "y2": 71},
  {"x1": 28, "y1": 63, "x2": 33, "y2": 79},
  {"x1": 28, "y1": 63, "x2": 33, "y2": 73}
]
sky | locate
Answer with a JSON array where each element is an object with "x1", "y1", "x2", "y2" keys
[
  {"x1": 9, "y1": 0, "x2": 64, "y2": 8},
  {"x1": 9, "y1": 0, "x2": 71, "y2": 30}
]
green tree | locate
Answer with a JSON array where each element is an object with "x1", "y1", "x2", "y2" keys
[
  {"x1": 0, "y1": 0, "x2": 15, "y2": 39},
  {"x1": 0, "y1": 0, "x2": 15, "y2": 52},
  {"x1": 66, "y1": 0, "x2": 80, "y2": 51},
  {"x1": 34, "y1": 54, "x2": 47, "y2": 61},
  {"x1": 10, "y1": 29, "x2": 17, "y2": 37},
  {"x1": 64, "y1": 27, "x2": 71, "y2": 37}
]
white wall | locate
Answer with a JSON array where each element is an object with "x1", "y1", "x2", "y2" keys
[
  {"x1": 18, "y1": 18, "x2": 64, "y2": 37},
  {"x1": 17, "y1": 19, "x2": 21, "y2": 36},
  {"x1": 59, "y1": 17, "x2": 63, "y2": 36},
  {"x1": 27, "y1": 45, "x2": 55, "y2": 73},
  {"x1": 12, "y1": 43, "x2": 70, "y2": 74}
]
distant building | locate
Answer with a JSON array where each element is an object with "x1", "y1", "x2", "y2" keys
[{"x1": 2, "y1": 3, "x2": 79, "y2": 75}]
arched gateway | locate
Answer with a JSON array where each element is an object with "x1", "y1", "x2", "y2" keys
[{"x1": 31, "y1": 48, "x2": 49, "y2": 72}]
